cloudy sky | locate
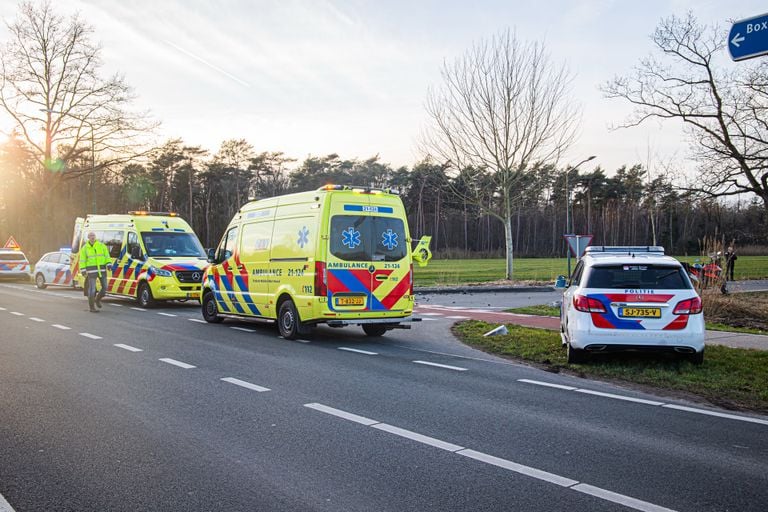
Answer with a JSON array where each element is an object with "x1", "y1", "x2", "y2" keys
[{"x1": 0, "y1": 0, "x2": 764, "y2": 174}]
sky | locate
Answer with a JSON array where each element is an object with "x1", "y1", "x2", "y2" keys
[{"x1": 0, "y1": 0, "x2": 765, "y2": 176}]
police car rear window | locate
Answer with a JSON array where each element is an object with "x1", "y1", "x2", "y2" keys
[
  {"x1": 0, "y1": 253, "x2": 27, "y2": 261},
  {"x1": 586, "y1": 264, "x2": 691, "y2": 290},
  {"x1": 330, "y1": 215, "x2": 406, "y2": 262}
]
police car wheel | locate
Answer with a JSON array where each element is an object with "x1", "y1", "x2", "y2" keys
[
  {"x1": 278, "y1": 300, "x2": 304, "y2": 340},
  {"x1": 35, "y1": 273, "x2": 47, "y2": 289},
  {"x1": 362, "y1": 324, "x2": 387, "y2": 337},
  {"x1": 137, "y1": 282, "x2": 155, "y2": 308},
  {"x1": 202, "y1": 292, "x2": 223, "y2": 323}
]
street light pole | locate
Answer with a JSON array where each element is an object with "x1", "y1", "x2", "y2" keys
[{"x1": 566, "y1": 155, "x2": 596, "y2": 277}]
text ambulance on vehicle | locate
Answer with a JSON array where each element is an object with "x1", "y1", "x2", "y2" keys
[
  {"x1": 202, "y1": 185, "x2": 432, "y2": 339},
  {"x1": 70, "y1": 212, "x2": 208, "y2": 306}
]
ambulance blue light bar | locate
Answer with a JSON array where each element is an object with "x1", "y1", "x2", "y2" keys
[{"x1": 586, "y1": 246, "x2": 665, "y2": 254}]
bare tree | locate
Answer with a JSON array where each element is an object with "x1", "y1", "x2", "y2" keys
[
  {"x1": 0, "y1": 1, "x2": 155, "y2": 214},
  {"x1": 422, "y1": 29, "x2": 580, "y2": 279},
  {"x1": 602, "y1": 12, "x2": 768, "y2": 213}
]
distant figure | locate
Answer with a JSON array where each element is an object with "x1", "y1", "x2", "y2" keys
[{"x1": 725, "y1": 246, "x2": 737, "y2": 281}]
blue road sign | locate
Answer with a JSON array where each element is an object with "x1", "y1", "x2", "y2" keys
[{"x1": 729, "y1": 12, "x2": 768, "y2": 61}]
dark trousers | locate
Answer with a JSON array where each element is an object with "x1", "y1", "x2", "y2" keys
[{"x1": 86, "y1": 272, "x2": 107, "y2": 309}]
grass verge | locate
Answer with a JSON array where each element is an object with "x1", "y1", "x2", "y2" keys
[{"x1": 454, "y1": 320, "x2": 768, "y2": 413}]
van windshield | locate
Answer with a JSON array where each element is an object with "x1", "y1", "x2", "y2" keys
[
  {"x1": 330, "y1": 215, "x2": 407, "y2": 262},
  {"x1": 141, "y1": 232, "x2": 206, "y2": 258},
  {"x1": 586, "y1": 264, "x2": 692, "y2": 290}
]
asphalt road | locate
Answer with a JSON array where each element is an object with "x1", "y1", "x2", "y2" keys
[{"x1": 1, "y1": 282, "x2": 767, "y2": 511}]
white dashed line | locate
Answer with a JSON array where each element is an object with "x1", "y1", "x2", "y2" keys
[
  {"x1": 79, "y1": 332, "x2": 102, "y2": 340},
  {"x1": 131, "y1": 307, "x2": 147, "y2": 312},
  {"x1": 157, "y1": 312, "x2": 177, "y2": 317},
  {"x1": 10, "y1": 311, "x2": 24, "y2": 316},
  {"x1": 114, "y1": 344, "x2": 143, "y2": 352},
  {"x1": 306, "y1": 403, "x2": 678, "y2": 512},
  {"x1": 296, "y1": 339, "x2": 312, "y2": 344},
  {"x1": 574, "y1": 389, "x2": 665, "y2": 406},
  {"x1": 221, "y1": 377, "x2": 270, "y2": 392},
  {"x1": 518, "y1": 379, "x2": 577, "y2": 391},
  {"x1": 0, "y1": 490, "x2": 17, "y2": 512},
  {"x1": 338, "y1": 347, "x2": 378, "y2": 355},
  {"x1": 28, "y1": 317, "x2": 45, "y2": 322},
  {"x1": 230, "y1": 326, "x2": 256, "y2": 333},
  {"x1": 159, "y1": 358, "x2": 196, "y2": 369},
  {"x1": 108, "y1": 303, "x2": 123, "y2": 307},
  {"x1": 662, "y1": 404, "x2": 768, "y2": 426},
  {"x1": 0, "y1": 307, "x2": 6, "y2": 310},
  {"x1": 51, "y1": 324, "x2": 71, "y2": 330},
  {"x1": 413, "y1": 360, "x2": 468, "y2": 371},
  {"x1": 421, "y1": 317, "x2": 439, "y2": 321},
  {"x1": 188, "y1": 318, "x2": 206, "y2": 324}
]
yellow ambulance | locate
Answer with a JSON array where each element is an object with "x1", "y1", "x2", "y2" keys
[
  {"x1": 70, "y1": 212, "x2": 208, "y2": 306},
  {"x1": 201, "y1": 185, "x2": 432, "y2": 339}
]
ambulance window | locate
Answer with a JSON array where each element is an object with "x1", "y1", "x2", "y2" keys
[
  {"x1": 218, "y1": 227, "x2": 239, "y2": 261},
  {"x1": 100, "y1": 230, "x2": 124, "y2": 259},
  {"x1": 240, "y1": 222, "x2": 271, "y2": 261},
  {"x1": 371, "y1": 217, "x2": 406, "y2": 262},
  {"x1": 330, "y1": 216, "x2": 407, "y2": 262},
  {"x1": 127, "y1": 232, "x2": 140, "y2": 258}
]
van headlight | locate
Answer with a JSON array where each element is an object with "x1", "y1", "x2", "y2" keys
[{"x1": 150, "y1": 266, "x2": 173, "y2": 277}]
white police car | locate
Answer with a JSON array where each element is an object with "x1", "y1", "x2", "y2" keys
[
  {"x1": 33, "y1": 251, "x2": 73, "y2": 289},
  {"x1": 0, "y1": 249, "x2": 32, "y2": 281},
  {"x1": 560, "y1": 246, "x2": 705, "y2": 364}
]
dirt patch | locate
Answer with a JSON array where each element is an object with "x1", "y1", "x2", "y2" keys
[{"x1": 703, "y1": 291, "x2": 768, "y2": 332}]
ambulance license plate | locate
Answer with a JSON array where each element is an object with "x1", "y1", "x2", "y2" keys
[
  {"x1": 335, "y1": 296, "x2": 365, "y2": 306},
  {"x1": 619, "y1": 307, "x2": 661, "y2": 318}
]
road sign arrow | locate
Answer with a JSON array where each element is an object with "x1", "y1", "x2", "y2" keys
[
  {"x1": 731, "y1": 33, "x2": 745, "y2": 47},
  {"x1": 729, "y1": 13, "x2": 768, "y2": 61}
]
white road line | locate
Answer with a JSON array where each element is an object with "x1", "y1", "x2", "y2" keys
[
  {"x1": 131, "y1": 307, "x2": 147, "y2": 312},
  {"x1": 373, "y1": 423, "x2": 464, "y2": 452},
  {"x1": 108, "y1": 303, "x2": 123, "y2": 307},
  {"x1": 574, "y1": 389, "x2": 665, "y2": 406},
  {"x1": 304, "y1": 403, "x2": 379, "y2": 426},
  {"x1": 421, "y1": 317, "x2": 438, "y2": 321},
  {"x1": 114, "y1": 344, "x2": 143, "y2": 352},
  {"x1": 230, "y1": 326, "x2": 256, "y2": 333},
  {"x1": 28, "y1": 317, "x2": 45, "y2": 322},
  {"x1": 10, "y1": 311, "x2": 23, "y2": 316},
  {"x1": 221, "y1": 377, "x2": 270, "y2": 392},
  {"x1": 338, "y1": 347, "x2": 378, "y2": 356},
  {"x1": 518, "y1": 379, "x2": 577, "y2": 391},
  {"x1": 662, "y1": 404, "x2": 768, "y2": 426},
  {"x1": 413, "y1": 360, "x2": 468, "y2": 372},
  {"x1": 572, "y1": 483, "x2": 677, "y2": 512},
  {"x1": 296, "y1": 339, "x2": 312, "y2": 344},
  {"x1": 0, "y1": 490, "x2": 17, "y2": 512},
  {"x1": 51, "y1": 324, "x2": 71, "y2": 330},
  {"x1": 189, "y1": 318, "x2": 206, "y2": 323},
  {"x1": 0, "y1": 307, "x2": 6, "y2": 310},
  {"x1": 79, "y1": 332, "x2": 102, "y2": 340},
  {"x1": 157, "y1": 312, "x2": 177, "y2": 317},
  {"x1": 458, "y1": 449, "x2": 578, "y2": 487},
  {"x1": 159, "y1": 358, "x2": 196, "y2": 369},
  {"x1": 420, "y1": 313, "x2": 444, "y2": 316}
]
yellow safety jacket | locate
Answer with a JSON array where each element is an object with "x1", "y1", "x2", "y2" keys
[{"x1": 79, "y1": 241, "x2": 111, "y2": 276}]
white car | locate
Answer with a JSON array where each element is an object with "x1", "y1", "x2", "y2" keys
[
  {"x1": 560, "y1": 246, "x2": 705, "y2": 364},
  {"x1": 33, "y1": 251, "x2": 73, "y2": 289},
  {"x1": 0, "y1": 249, "x2": 32, "y2": 281}
]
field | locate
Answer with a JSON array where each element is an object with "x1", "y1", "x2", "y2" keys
[{"x1": 414, "y1": 256, "x2": 768, "y2": 285}]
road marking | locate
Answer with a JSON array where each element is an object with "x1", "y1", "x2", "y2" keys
[
  {"x1": 306, "y1": 403, "x2": 678, "y2": 512},
  {"x1": 51, "y1": 324, "x2": 71, "y2": 330},
  {"x1": 304, "y1": 403, "x2": 379, "y2": 426},
  {"x1": 420, "y1": 313, "x2": 444, "y2": 316},
  {"x1": 373, "y1": 423, "x2": 464, "y2": 452},
  {"x1": 28, "y1": 317, "x2": 45, "y2": 322},
  {"x1": 159, "y1": 358, "x2": 196, "y2": 369},
  {"x1": 131, "y1": 307, "x2": 147, "y2": 312},
  {"x1": 0, "y1": 490, "x2": 17, "y2": 512},
  {"x1": 574, "y1": 389, "x2": 665, "y2": 406},
  {"x1": 296, "y1": 339, "x2": 312, "y2": 343},
  {"x1": 338, "y1": 347, "x2": 378, "y2": 355},
  {"x1": 413, "y1": 360, "x2": 468, "y2": 371},
  {"x1": 230, "y1": 326, "x2": 256, "y2": 333},
  {"x1": 662, "y1": 404, "x2": 768, "y2": 426},
  {"x1": 114, "y1": 344, "x2": 143, "y2": 352},
  {"x1": 0, "y1": 307, "x2": 6, "y2": 310},
  {"x1": 108, "y1": 303, "x2": 123, "y2": 307},
  {"x1": 157, "y1": 312, "x2": 177, "y2": 317},
  {"x1": 518, "y1": 379, "x2": 577, "y2": 391},
  {"x1": 10, "y1": 311, "x2": 24, "y2": 316},
  {"x1": 79, "y1": 333, "x2": 102, "y2": 340},
  {"x1": 421, "y1": 317, "x2": 438, "y2": 321},
  {"x1": 572, "y1": 483, "x2": 677, "y2": 512},
  {"x1": 221, "y1": 377, "x2": 270, "y2": 392},
  {"x1": 189, "y1": 318, "x2": 206, "y2": 323}
]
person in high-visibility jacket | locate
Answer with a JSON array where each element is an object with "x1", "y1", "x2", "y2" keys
[{"x1": 79, "y1": 231, "x2": 111, "y2": 312}]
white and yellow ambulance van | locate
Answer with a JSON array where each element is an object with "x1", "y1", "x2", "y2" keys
[
  {"x1": 70, "y1": 212, "x2": 208, "y2": 306},
  {"x1": 201, "y1": 185, "x2": 432, "y2": 339}
]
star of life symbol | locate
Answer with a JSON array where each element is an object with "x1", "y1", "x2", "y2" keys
[
  {"x1": 381, "y1": 229, "x2": 398, "y2": 250},
  {"x1": 297, "y1": 226, "x2": 310, "y2": 248},
  {"x1": 342, "y1": 227, "x2": 361, "y2": 249}
]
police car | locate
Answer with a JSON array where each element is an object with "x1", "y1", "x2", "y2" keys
[
  {"x1": 0, "y1": 248, "x2": 32, "y2": 281},
  {"x1": 560, "y1": 246, "x2": 705, "y2": 364},
  {"x1": 33, "y1": 251, "x2": 73, "y2": 289}
]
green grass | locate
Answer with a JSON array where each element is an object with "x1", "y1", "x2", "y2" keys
[
  {"x1": 415, "y1": 256, "x2": 768, "y2": 285},
  {"x1": 454, "y1": 320, "x2": 768, "y2": 412},
  {"x1": 705, "y1": 323, "x2": 768, "y2": 335},
  {"x1": 505, "y1": 305, "x2": 560, "y2": 316}
]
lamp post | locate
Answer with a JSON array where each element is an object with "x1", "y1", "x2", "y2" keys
[{"x1": 566, "y1": 155, "x2": 596, "y2": 277}]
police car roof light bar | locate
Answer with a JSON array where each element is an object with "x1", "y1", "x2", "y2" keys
[{"x1": 586, "y1": 246, "x2": 665, "y2": 254}]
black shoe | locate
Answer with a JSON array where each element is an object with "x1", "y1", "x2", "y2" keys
[{"x1": 96, "y1": 296, "x2": 103, "y2": 308}]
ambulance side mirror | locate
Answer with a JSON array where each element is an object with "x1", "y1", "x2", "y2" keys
[
  {"x1": 207, "y1": 248, "x2": 217, "y2": 263},
  {"x1": 411, "y1": 235, "x2": 433, "y2": 267}
]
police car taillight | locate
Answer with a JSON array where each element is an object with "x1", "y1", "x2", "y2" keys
[
  {"x1": 573, "y1": 295, "x2": 606, "y2": 313},
  {"x1": 673, "y1": 296, "x2": 702, "y2": 315},
  {"x1": 315, "y1": 261, "x2": 328, "y2": 296}
]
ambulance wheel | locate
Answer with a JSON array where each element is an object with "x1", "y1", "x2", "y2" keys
[
  {"x1": 362, "y1": 324, "x2": 387, "y2": 337},
  {"x1": 137, "y1": 282, "x2": 156, "y2": 308},
  {"x1": 35, "y1": 273, "x2": 47, "y2": 289},
  {"x1": 278, "y1": 299, "x2": 309, "y2": 340},
  {"x1": 202, "y1": 291, "x2": 223, "y2": 323}
]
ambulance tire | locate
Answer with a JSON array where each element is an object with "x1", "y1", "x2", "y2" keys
[
  {"x1": 362, "y1": 324, "x2": 387, "y2": 337},
  {"x1": 137, "y1": 282, "x2": 156, "y2": 308},
  {"x1": 202, "y1": 291, "x2": 224, "y2": 323},
  {"x1": 35, "y1": 273, "x2": 47, "y2": 289},
  {"x1": 278, "y1": 299, "x2": 310, "y2": 340}
]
